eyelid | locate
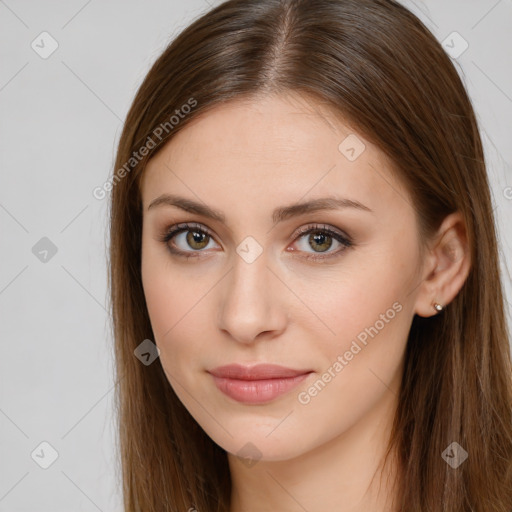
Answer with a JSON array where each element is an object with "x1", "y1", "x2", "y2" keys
[
  {"x1": 292, "y1": 223, "x2": 350, "y2": 241},
  {"x1": 161, "y1": 222, "x2": 215, "y2": 239}
]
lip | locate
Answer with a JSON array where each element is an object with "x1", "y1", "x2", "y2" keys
[{"x1": 208, "y1": 364, "x2": 313, "y2": 404}]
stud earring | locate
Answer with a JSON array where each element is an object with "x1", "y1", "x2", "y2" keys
[{"x1": 432, "y1": 302, "x2": 444, "y2": 313}]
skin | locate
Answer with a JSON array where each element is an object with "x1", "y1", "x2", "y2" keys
[{"x1": 140, "y1": 92, "x2": 471, "y2": 512}]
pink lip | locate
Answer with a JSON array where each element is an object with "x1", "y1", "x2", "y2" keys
[{"x1": 208, "y1": 364, "x2": 313, "y2": 404}]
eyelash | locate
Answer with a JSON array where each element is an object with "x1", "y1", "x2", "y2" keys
[{"x1": 158, "y1": 222, "x2": 353, "y2": 262}]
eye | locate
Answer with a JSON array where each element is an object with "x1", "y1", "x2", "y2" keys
[
  {"x1": 158, "y1": 222, "x2": 218, "y2": 259},
  {"x1": 289, "y1": 223, "x2": 352, "y2": 261},
  {"x1": 158, "y1": 222, "x2": 353, "y2": 261}
]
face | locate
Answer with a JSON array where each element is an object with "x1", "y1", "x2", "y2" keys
[{"x1": 140, "y1": 92, "x2": 423, "y2": 462}]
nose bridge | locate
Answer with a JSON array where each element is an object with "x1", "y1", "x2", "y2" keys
[
  {"x1": 217, "y1": 240, "x2": 285, "y2": 343},
  {"x1": 230, "y1": 232, "x2": 271, "y2": 298}
]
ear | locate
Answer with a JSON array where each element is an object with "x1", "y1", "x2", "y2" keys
[{"x1": 414, "y1": 212, "x2": 471, "y2": 318}]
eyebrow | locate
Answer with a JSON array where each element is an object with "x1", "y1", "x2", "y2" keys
[{"x1": 147, "y1": 193, "x2": 373, "y2": 224}]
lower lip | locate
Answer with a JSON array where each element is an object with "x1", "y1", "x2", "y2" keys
[{"x1": 210, "y1": 373, "x2": 312, "y2": 404}]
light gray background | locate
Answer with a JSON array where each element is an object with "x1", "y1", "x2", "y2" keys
[{"x1": 1, "y1": 0, "x2": 511, "y2": 510}]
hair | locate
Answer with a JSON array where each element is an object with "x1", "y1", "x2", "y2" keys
[{"x1": 107, "y1": 0, "x2": 512, "y2": 510}]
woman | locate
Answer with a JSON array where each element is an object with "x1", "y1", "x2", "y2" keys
[{"x1": 108, "y1": 0, "x2": 512, "y2": 510}]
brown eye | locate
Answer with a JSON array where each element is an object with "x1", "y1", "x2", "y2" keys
[
  {"x1": 307, "y1": 231, "x2": 333, "y2": 253},
  {"x1": 159, "y1": 222, "x2": 218, "y2": 259},
  {"x1": 185, "y1": 230, "x2": 210, "y2": 250},
  {"x1": 291, "y1": 224, "x2": 353, "y2": 261}
]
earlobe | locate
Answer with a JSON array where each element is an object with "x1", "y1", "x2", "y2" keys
[{"x1": 414, "y1": 212, "x2": 471, "y2": 318}]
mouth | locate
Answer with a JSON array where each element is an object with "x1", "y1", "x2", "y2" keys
[{"x1": 208, "y1": 363, "x2": 314, "y2": 404}]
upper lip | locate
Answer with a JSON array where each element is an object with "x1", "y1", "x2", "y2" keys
[{"x1": 208, "y1": 363, "x2": 312, "y2": 380}]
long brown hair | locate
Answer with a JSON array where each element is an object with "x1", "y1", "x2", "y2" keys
[{"x1": 108, "y1": 0, "x2": 512, "y2": 510}]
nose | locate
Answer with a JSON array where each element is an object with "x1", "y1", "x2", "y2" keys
[{"x1": 216, "y1": 251, "x2": 288, "y2": 345}]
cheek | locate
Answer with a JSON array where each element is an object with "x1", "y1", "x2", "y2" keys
[
  {"x1": 295, "y1": 248, "x2": 412, "y2": 351},
  {"x1": 141, "y1": 245, "x2": 172, "y2": 339},
  {"x1": 140, "y1": 245, "x2": 219, "y2": 375},
  {"x1": 141, "y1": 270, "x2": 204, "y2": 404},
  {"x1": 142, "y1": 236, "x2": 196, "y2": 335},
  {"x1": 292, "y1": 271, "x2": 411, "y2": 445},
  {"x1": 296, "y1": 237, "x2": 416, "y2": 396},
  {"x1": 304, "y1": 279, "x2": 409, "y2": 400},
  {"x1": 141, "y1": 241, "x2": 183, "y2": 348}
]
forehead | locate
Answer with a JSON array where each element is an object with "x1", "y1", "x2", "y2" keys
[{"x1": 140, "y1": 92, "x2": 411, "y2": 221}]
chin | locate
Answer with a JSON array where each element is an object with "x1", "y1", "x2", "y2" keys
[{"x1": 211, "y1": 428, "x2": 309, "y2": 463}]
